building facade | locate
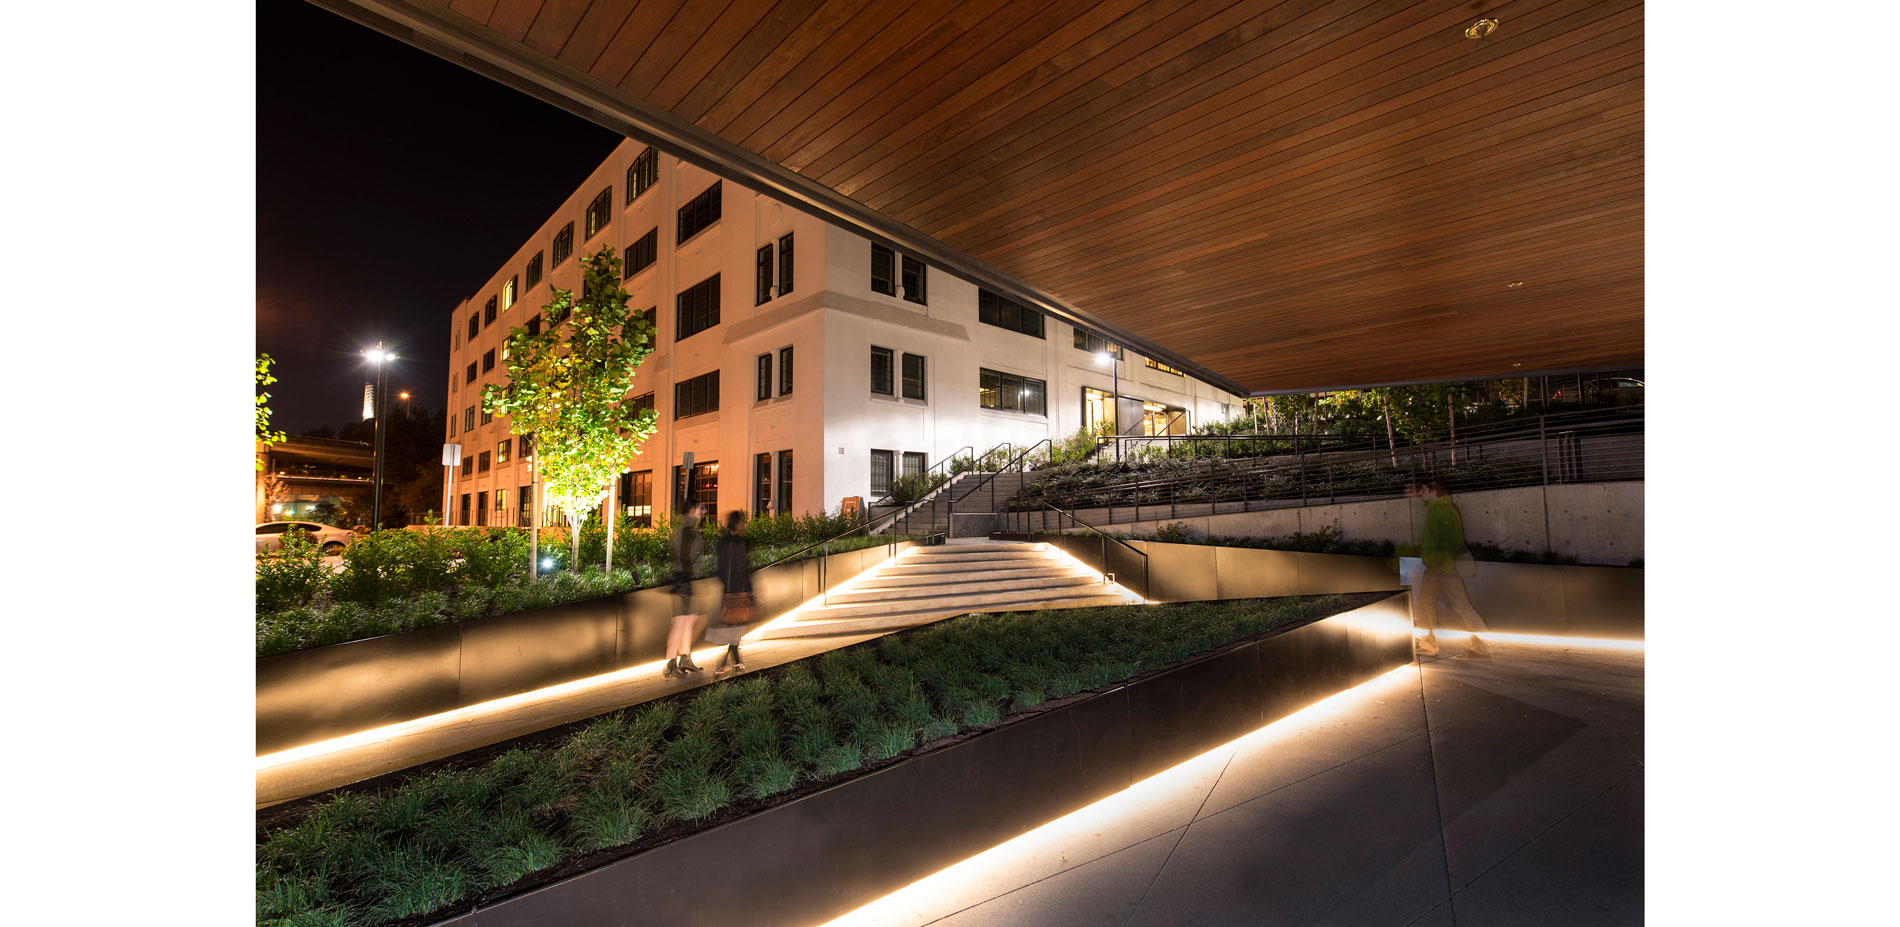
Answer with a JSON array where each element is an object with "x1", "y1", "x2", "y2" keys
[{"x1": 443, "y1": 141, "x2": 1242, "y2": 527}]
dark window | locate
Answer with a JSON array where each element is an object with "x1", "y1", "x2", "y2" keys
[
  {"x1": 525, "y1": 252, "x2": 544, "y2": 290},
  {"x1": 476, "y1": 491, "x2": 488, "y2": 526},
  {"x1": 462, "y1": 463, "x2": 473, "y2": 480},
  {"x1": 484, "y1": 296, "x2": 497, "y2": 327},
  {"x1": 585, "y1": 187, "x2": 612, "y2": 239},
  {"x1": 519, "y1": 433, "x2": 533, "y2": 459},
  {"x1": 757, "y1": 354, "x2": 772, "y2": 401},
  {"x1": 467, "y1": 313, "x2": 479, "y2": 341},
  {"x1": 676, "y1": 274, "x2": 720, "y2": 341},
  {"x1": 778, "y1": 233, "x2": 794, "y2": 296},
  {"x1": 871, "y1": 244, "x2": 895, "y2": 296},
  {"x1": 901, "y1": 255, "x2": 927, "y2": 305},
  {"x1": 627, "y1": 148, "x2": 658, "y2": 203},
  {"x1": 1074, "y1": 328, "x2": 1121, "y2": 358},
  {"x1": 482, "y1": 349, "x2": 495, "y2": 374},
  {"x1": 527, "y1": 314, "x2": 542, "y2": 337},
  {"x1": 776, "y1": 451, "x2": 793, "y2": 516},
  {"x1": 779, "y1": 346, "x2": 793, "y2": 395},
  {"x1": 979, "y1": 368, "x2": 1047, "y2": 416},
  {"x1": 870, "y1": 449, "x2": 894, "y2": 497},
  {"x1": 624, "y1": 228, "x2": 657, "y2": 278},
  {"x1": 755, "y1": 452, "x2": 772, "y2": 516},
  {"x1": 624, "y1": 470, "x2": 652, "y2": 526},
  {"x1": 480, "y1": 405, "x2": 494, "y2": 425},
  {"x1": 460, "y1": 493, "x2": 471, "y2": 526},
  {"x1": 870, "y1": 347, "x2": 894, "y2": 395},
  {"x1": 629, "y1": 392, "x2": 655, "y2": 418},
  {"x1": 448, "y1": 414, "x2": 457, "y2": 438},
  {"x1": 675, "y1": 370, "x2": 720, "y2": 419},
  {"x1": 902, "y1": 452, "x2": 927, "y2": 479},
  {"x1": 979, "y1": 288, "x2": 1045, "y2": 339},
  {"x1": 464, "y1": 406, "x2": 475, "y2": 432},
  {"x1": 552, "y1": 222, "x2": 574, "y2": 267},
  {"x1": 478, "y1": 451, "x2": 491, "y2": 474},
  {"x1": 678, "y1": 181, "x2": 722, "y2": 245},
  {"x1": 756, "y1": 243, "x2": 773, "y2": 305},
  {"x1": 518, "y1": 484, "x2": 533, "y2": 527},
  {"x1": 901, "y1": 353, "x2": 926, "y2": 401},
  {"x1": 465, "y1": 362, "x2": 477, "y2": 384}
]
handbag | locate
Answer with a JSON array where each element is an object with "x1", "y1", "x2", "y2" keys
[{"x1": 721, "y1": 592, "x2": 755, "y2": 626}]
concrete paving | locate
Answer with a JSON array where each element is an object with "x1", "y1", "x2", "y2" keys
[{"x1": 824, "y1": 637, "x2": 1643, "y2": 927}]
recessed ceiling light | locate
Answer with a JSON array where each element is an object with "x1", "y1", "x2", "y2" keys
[
  {"x1": 1507, "y1": 281, "x2": 1524, "y2": 288},
  {"x1": 1465, "y1": 18, "x2": 1499, "y2": 42}
]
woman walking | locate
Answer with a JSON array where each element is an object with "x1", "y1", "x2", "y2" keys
[
  {"x1": 709, "y1": 509, "x2": 761, "y2": 679},
  {"x1": 663, "y1": 503, "x2": 708, "y2": 678},
  {"x1": 1411, "y1": 477, "x2": 1493, "y2": 660}
]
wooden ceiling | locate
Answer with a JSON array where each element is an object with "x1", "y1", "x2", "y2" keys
[{"x1": 421, "y1": 0, "x2": 1642, "y2": 392}]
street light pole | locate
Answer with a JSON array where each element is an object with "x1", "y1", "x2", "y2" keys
[
  {"x1": 364, "y1": 343, "x2": 397, "y2": 531},
  {"x1": 1097, "y1": 348, "x2": 1122, "y2": 462}
]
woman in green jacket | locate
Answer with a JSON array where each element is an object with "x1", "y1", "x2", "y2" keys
[{"x1": 1411, "y1": 477, "x2": 1493, "y2": 660}]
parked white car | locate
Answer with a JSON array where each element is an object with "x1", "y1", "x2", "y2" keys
[{"x1": 256, "y1": 521, "x2": 355, "y2": 554}]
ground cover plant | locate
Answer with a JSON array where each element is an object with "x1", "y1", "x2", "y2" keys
[
  {"x1": 256, "y1": 511, "x2": 902, "y2": 658},
  {"x1": 257, "y1": 594, "x2": 1351, "y2": 926},
  {"x1": 1011, "y1": 453, "x2": 1545, "y2": 514}
]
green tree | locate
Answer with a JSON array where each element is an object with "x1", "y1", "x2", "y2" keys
[
  {"x1": 483, "y1": 248, "x2": 659, "y2": 568},
  {"x1": 256, "y1": 353, "x2": 288, "y2": 470}
]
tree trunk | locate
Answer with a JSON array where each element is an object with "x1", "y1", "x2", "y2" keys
[
  {"x1": 1448, "y1": 393, "x2": 1458, "y2": 464},
  {"x1": 1380, "y1": 391, "x2": 1397, "y2": 467}
]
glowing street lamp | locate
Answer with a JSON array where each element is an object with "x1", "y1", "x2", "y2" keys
[
  {"x1": 363, "y1": 343, "x2": 399, "y2": 530},
  {"x1": 1096, "y1": 348, "x2": 1121, "y2": 462},
  {"x1": 398, "y1": 390, "x2": 412, "y2": 419}
]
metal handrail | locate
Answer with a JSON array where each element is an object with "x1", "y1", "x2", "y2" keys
[
  {"x1": 871, "y1": 444, "x2": 973, "y2": 506},
  {"x1": 1013, "y1": 411, "x2": 1644, "y2": 521},
  {"x1": 1007, "y1": 501, "x2": 1149, "y2": 598},
  {"x1": 877, "y1": 440, "x2": 1015, "y2": 535},
  {"x1": 949, "y1": 438, "x2": 1052, "y2": 506}
]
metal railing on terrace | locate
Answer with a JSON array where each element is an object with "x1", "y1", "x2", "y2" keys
[{"x1": 1007, "y1": 407, "x2": 1643, "y2": 527}]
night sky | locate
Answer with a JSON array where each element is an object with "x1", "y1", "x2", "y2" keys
[{"x1": 257, "y1": 0, "x2": 620, "y2": 434}]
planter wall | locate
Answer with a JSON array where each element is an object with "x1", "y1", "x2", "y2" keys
[
  {"x1": 1399, "y1": 557, "x2": 1644, "y2": 639},
  {"x1": 1031, "y1": 535, "x2": 1405, "y2": 604},
  {"x1": 257, "y1": 540, "x2": 918, "y2": 756},
  {"x1": 427, "y1": 592, "x2": 1415, "y2": 927}
]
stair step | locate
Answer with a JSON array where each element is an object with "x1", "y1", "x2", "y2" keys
[
  {"x1": 878, "y1": 557, "x2": 1065, "y2": 577},
  {"x1": 758, "y1": 591, "x2": 1144, "y2": 639},
  {"x1": 857, "y1": 565, "x2": 1082, "y2": 587},
  {"x1": 828, "y1": 572, "x2": 1103, "y2": 604},
  {"x1": 794, "y1": 581, "x2": 1125, "y2": 620},
  {"x1": 903, "y1": 541, "x2": 1044, "y2": 554},
  {"x1": 894, "y1": 548, "x2": 1050, "y2": 563}
]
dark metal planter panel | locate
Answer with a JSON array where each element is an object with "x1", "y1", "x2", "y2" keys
[
  {"x1": 1458, "y1": 561, "x2": 1567, "y2": 635},
  {"x1": 431, "y1": 594, "x2": 1412, "y2": 927},
  {"x1": 255, "y1": 623, "x2": 462, "y2": 755},
  {"x1": 1123, "y1": 642, "x2": 1264, "y2": 781},
  {"x1": 1294, "y1": 551, "x2": 1405, "y2": 596},
  {"x1": 1212, "y1": 546, "x2": 1301, "y2": 599},
  {"x1": 1559, "y1": 565, "x2": 1645, "y2": 638},
  {"x1": 457, "y1": 597, "x2": 621, "y2": 705},
  {"x1": 1142, "y1": 542, "x2": 1219, "y2": 603},
  {"x1": 619, "y1": 586, "x2": 686, "y2": 666}
]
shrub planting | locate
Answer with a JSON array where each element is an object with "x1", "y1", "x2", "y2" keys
[{"x1": 256, "y1": 519, "x2": 904, "y2": 658}]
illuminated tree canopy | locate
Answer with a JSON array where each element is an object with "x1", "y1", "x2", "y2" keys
[{"x1": 483, "y1": 247, "x2": 658, "y2": 565}]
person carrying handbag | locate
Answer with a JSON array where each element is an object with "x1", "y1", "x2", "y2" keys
[{"x1": 708, "y1": 509, "x2": 760, "y2": 679}]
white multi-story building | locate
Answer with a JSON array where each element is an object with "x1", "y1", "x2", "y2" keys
[{"x1": 443, "y1": 140, "x2": 1242, "y2": 528}]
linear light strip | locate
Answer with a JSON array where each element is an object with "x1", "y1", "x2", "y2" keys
[
  {"x1": 819, "y1": 664, "x2": 1422, "y2": 926},
  {"x1": 1413, "y1": 627, "x2": 1645, "y2": 651}
]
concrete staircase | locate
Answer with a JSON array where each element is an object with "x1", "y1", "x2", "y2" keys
[
  {"x1": 756, "y1": 540, "x2": 1141, "y2": 639},
  {"x1": 887, "y1": 470, "x2": 1044, "y2": 536}
]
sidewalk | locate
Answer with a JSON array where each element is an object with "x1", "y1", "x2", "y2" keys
[{"x1": 824, "y1": 637, "x2": 1644, "y2": 927}]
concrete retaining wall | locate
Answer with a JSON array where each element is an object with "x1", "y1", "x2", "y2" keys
[{"x1": 1069, "y1": 482, "x2": 1643, "y2": 566}]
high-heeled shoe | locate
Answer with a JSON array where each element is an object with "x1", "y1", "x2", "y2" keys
[
  {"x1": 663, "y1": 658, "x2": 681, "y2": 678},
  {"x1": 678, "y1": 655, "x2": 704, "y2": 674}
]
